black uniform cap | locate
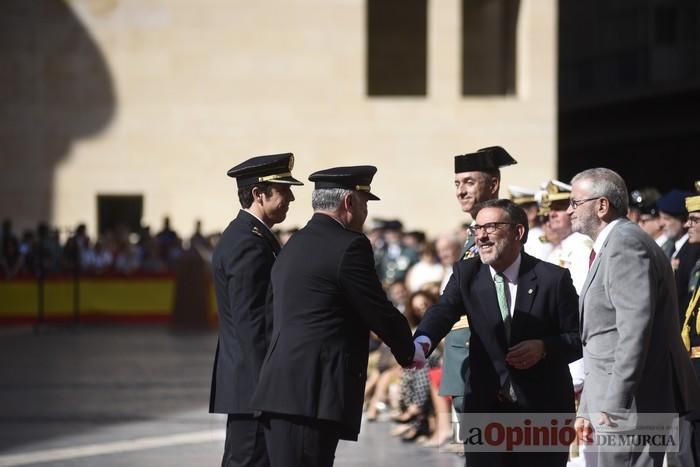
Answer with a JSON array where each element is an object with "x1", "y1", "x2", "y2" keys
[
  {"x1": 454, "y1": 146, "x2": 518, "y2": 174},
  {"x1": 629, "y1": 188, "x2": 661, "y2": 215},
  {"x1": 308, "y1": 165, "x2": 380, "y2": 200},
  {"x1": 227, "y1": 152, "x2": 303, "y2": 188}
]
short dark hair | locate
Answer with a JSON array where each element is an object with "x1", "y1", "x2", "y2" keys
[
  {"x1": 237, "y1": 182, "x2": 275, "y2": 209},
  {"x1": 473, "y1": 198, "x2": 529, "y2": 244}
]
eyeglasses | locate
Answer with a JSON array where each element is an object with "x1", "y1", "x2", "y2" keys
[
  {"x1": 688, "y1": 216, "x2": 700, "y2": 227},
  {"x1": 569, "y1": 197, "x2": 601, "y2": 209},
  {"x1": 468, "y1": 222, "x2": 517, "y2": 236}
]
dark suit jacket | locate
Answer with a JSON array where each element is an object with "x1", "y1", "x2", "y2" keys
[
  {"x1": 209, "y1": 210, "x2": 280, "y2": 414},
  {"x1": 416, "y1": 253, "x2": 581, "y2": 413},
  {"x1": 251, "y1": 213, "x2": 414, "y2": 440}
]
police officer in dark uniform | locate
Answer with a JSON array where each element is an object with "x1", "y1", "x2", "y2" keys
[
  {"x1": 251, "y1": 165, "x2": 422, "y2": 467},
  {"x1": 443, "y1": 147, "x2": 517, "y2": 413},
  {"x1": 209, "y1": 153, "x2": 303, "y2": 467}
]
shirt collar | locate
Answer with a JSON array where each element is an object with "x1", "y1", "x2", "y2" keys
[
  {"x1": 592, "y1": 218, "x2": 623, "y2": 253},
  {"x1": 489, "y1": 253, "x2": 522, "y2": 284},
  {"x1": 675, "y1": 233, "x2": 689, "y2": 255}
]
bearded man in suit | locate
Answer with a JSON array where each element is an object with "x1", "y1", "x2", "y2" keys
[
  {"x1": 568, "y1": 168, "x2": 700, "y2": 467},
  {"x1": 414, "y1": 198, "x2": 582, "y2": 467}
]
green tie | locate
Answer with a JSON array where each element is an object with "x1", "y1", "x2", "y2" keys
[{"x1": 494, "y1": 272, "x2": 511, "y2": 340}]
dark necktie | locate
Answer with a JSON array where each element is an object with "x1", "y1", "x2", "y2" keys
[{"x1": 588, "y1": 249, "x2": 596, "y2": 269}]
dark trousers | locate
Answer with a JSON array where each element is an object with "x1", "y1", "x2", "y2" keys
[
  {"x1": 462, "y1": 400, "x2": 569, "y2": 467},
  {"x1": 222, "y1": 415, "x2": 269, "y2": 467},
  {"x1": 262, "y1": 414, "x2": 341, "y2": 467}
]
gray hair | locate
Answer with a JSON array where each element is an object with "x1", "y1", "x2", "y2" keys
[
  {"x1": 311, "y1": 188, "x2": 353, "y2": 211},
  {"x1": 571, "y1": 168, "x2": 629, "y2": 216}
]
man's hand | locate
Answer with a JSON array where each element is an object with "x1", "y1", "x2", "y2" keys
[
  {"x1": 409, "y1": 338, "x2": 430, "y2": 369},
  {"x1": 575, "y1": 417, "x2": 593, "y2": 445},
  {"x1": 505, "y1": 339, "x2": 545, "y2": 369},
  {"x1": 597, "y1": 412, "x2": 617, "y2": 427}
]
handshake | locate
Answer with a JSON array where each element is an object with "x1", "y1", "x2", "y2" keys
[{"x1": 409, "y1": 336, "x2": 431, "y2": 369}]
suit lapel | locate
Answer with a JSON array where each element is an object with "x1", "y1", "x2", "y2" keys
[
  {"x1": 579, "y1": 220, "x2": 626, "y2": 328},
  {"x1": 512, "y1": 254, "x2": 537, "y2": 341},
  {"x1": 472, "y1": 264, "x2": 509, "y2": 352},
  {"x1": 471, "y1": 263, "x2": 513, "y2": 386}
]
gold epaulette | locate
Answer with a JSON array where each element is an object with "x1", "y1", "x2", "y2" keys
[{"x1": 451, "y1": 315, "x2": 469, "y2": 330}]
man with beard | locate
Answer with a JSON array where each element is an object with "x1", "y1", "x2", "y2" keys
[
  {"x1": 209, "y1": 153, "x2": 303, "y2": 467},
  {"x1": 568, "y1": 168, "x2": 700, "y2": 467},
  {"x1": 414, "y1": 199, "x2": 581, "y2": 467},
  {"x1": 539, "y1": 180, "x2": 592, "y2": 293},
  {"x1": 442, "y1": 147, "x2": 518, "y2": 414}
]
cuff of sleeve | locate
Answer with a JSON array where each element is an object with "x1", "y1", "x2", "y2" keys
[{"x1": 414, "y1": 335, "x2": 432, "y2": 347}]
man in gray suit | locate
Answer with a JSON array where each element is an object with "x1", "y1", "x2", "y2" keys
[{"x1": 567, "y1": 168, "x2": 700, "y2": 467}]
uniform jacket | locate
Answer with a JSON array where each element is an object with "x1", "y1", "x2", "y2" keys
[
  {"x1": 578, "y1": 219, "x2": 700, "y2": 420},
  {"x1": 251, "y1": 213, "x2": 414, "y2": 440},
  {"x1": 440, "y1": 231, "x2": 477, "y2": 401},
  {"x1": 675, "y1": 241, "x2": 700, "y2": 320},
  {"x1": 416, "y1": 253, "x2": 581, "y2": 413},
  {"x1": 209, "y1": 210, "x2": 280, "y2": 414}
]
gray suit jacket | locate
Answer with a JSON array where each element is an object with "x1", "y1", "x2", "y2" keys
[{"x1": 578, "y1": 219, "x2": 700, "y2": 420}]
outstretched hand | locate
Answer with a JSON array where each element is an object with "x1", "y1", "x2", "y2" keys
[{"x1": 409, "y1": 341, "x2": 428, "y2": 369}]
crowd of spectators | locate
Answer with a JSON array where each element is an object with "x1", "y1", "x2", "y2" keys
[
  {"x1": 0, "y1": 217, "x2": 217, "y2": 279},
  {"x1": 362, "y1": 219, "x2": 465, "y2": 448}
]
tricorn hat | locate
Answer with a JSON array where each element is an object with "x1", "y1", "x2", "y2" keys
[{"x1": 454, "y1": 146, "x2": 517, "y2": 174}]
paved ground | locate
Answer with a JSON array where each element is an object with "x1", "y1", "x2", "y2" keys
[{"x1": 0, "y1": 325, "x2": 462, "y2": 466}]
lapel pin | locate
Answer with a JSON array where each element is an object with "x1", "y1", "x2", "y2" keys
[{"x1": 528, "y1": 288, "x2": 533, "y2": 295}]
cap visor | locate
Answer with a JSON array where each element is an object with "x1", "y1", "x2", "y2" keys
[
  {"x1": 367, "y1": 192, "x2": 380, "y2": 201},
  {"x1": 268, "y1": 176, "x2": 304, "y2": 186}
]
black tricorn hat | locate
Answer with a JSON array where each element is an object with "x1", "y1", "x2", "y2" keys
[
  {"x1": 308, "y1": 165, "x2": 380, "y2": 200},
  {"x1": 454, "y1": 146, "x2": 517, "y2": 174},
  {"x1": 227, "y1": 152, "x2": 303, "y2": 188}
]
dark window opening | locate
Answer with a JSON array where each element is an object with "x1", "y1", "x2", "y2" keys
[
  {"x1": 97, "y1": 195, "x2": 143, "y2": 236},
  {"x1": 367, "y1": 0, "x2": 427, "y2": 96},
  {"x1": 462, "y1": 0, "x2": 519, "y2": 95}
]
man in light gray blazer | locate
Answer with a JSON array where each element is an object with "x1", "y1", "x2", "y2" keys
[{"x1": 568, "y1": 168, "x2": 700, "y2": 467}]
